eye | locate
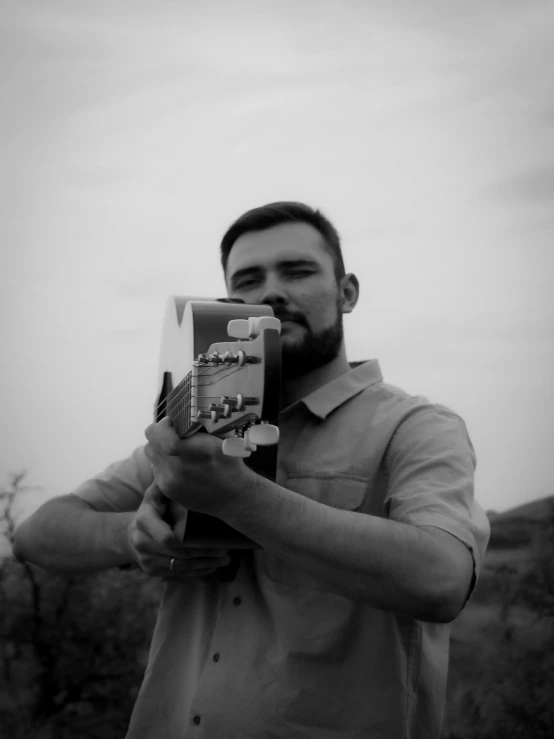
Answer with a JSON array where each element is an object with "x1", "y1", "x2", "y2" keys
[
  {"x1": 287, "y1": 269, "x2": 313, "y2": 279},
  {"x1": 235, "y1": 277, "x2": 260, "y2": 290}
]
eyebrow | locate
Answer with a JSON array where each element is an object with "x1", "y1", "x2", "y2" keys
[{"x1": 229, "y1": 258, "x2": 320, "y2": 287}]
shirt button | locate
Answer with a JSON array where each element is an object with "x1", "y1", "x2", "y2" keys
[
  {"x1": 193, "y1": 715, "x2": 201, "y2": 725},
  {"x1": 213, "y1": 652, "x2": 220, "y2": 662},
  {"x1": 233, "y1": 596, "x2": 242, "y2": 606}
]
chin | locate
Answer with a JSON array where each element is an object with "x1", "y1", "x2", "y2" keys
[{"x1": 279, "y1": 333, "x2": 304, "y2": 351}]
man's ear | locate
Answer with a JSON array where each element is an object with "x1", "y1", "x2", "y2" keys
[{"x1": 339, "y1": 273, "x2": 359, "y2": 314}]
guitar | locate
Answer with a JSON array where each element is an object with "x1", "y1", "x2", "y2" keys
[{"x1": 155, "y1": 296, "x2": 281, "y2": 549}]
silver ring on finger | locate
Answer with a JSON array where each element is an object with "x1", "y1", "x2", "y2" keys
[{"x1": 169, "y1": 557, "x2": 176, "y2": 571}]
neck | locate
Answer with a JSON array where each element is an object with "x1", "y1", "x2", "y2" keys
[{"x1": 280, "y1": 344, "x2": 351, "y2": 408}]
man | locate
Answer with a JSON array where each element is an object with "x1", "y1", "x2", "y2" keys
[{"x1": 14, "y1": 202, "x2": 490, "y2": 738}]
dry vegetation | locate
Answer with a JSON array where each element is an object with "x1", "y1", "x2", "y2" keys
[
  {"x1": 443, "y1": 497, "x2": 554, "y2": 738},
  {"x1": 1, "y1": 476, "x2": 552, "y2": 738}
]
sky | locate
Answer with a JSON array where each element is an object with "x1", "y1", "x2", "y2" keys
[{"x1": 1, "y1": 0, "x2": 553, "y2": 534}]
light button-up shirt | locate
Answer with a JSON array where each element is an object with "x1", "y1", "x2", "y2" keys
[{"x1": 73, "y1": 360, "x2": 490, "y2": 738}]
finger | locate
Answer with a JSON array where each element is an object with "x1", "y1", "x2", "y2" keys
[
  {"x1": 145, "y1": 418, "x2": 181, "y2": 456},
  {"x1": 137, "y1": 501, "x2": 182, "y2": 554},
  {"x1": 144, "y1": 442, "x2": 164, "y2": 468},
  {"x1": 144, "y1": 424, "x2": 165, "y2": 454},
  {"x1": 180, "y1": 430, "x2": 222, "y2": 458},
  {"x1": 142, "y1": 482, "x2": 168, "y2": 515},
  {"x1": 145, "y1": 417, "x2": 171, "y2": 436}
]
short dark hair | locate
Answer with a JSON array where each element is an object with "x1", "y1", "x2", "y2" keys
[{"x1": 220, "y1": 201, "x2": 345, "y2": 282}]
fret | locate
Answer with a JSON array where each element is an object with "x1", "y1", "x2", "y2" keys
[{"x1": 164, "y1": 370, "x2": 194, "y2": 437}]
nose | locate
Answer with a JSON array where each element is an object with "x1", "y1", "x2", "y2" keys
[{"x1": 258, "y1": 274, "x2": 288, "y2": 309}]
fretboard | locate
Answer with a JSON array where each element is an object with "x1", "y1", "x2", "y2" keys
[{"x1": 157, "y1": 371, "x2": 195, "y2": 437}]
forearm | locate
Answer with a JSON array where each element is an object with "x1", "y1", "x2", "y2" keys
[
  {"x1": 225, "y1": 475, "x2": 468, "y2": 622},
  {"x1": 13, "y1": 495, "x2": 136, "y2": 573}
]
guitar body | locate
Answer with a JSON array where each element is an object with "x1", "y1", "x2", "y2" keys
[{"x1": 155, "y1": 297, "x2": 281, "y2": 548}]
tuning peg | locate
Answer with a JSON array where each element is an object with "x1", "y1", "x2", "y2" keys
[
  {"x1": 254, "y1": 316, "x2": 281, "y2": 335},
  {"x1": 247, "y1": 423, "x2": 280, "y2": 446},
  {"x1": 209, "y1": 403, "x2": 232, "y2": 418},
  {"x1": 243, "y1": 428, "x2": 258, "y2": 452},
  {"x1": 221, "y1": 394, "x2": 245, "y2": 411},
  {"x1": 227, "y1": 319, "x2": 250, "y2": 339},
  {"x1": 222, "y1": 437, "x2": 252, "y2": 458},
  {"x1": 227, "y1": 316, "x2": 282, "y2": 339}
]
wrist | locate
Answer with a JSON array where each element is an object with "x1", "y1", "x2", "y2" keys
[
  {"x1": 117, "y1": 512, "x2": 139, "y2": 568},
  {"x1": 220, "y1": 464, "x2": 265, "y2": 526}
]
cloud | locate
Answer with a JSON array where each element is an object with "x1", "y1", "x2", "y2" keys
[{"x1": 487, "y1": 165, "x2": 554, "y2": 204}]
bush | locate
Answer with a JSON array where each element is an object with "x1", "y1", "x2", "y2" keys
[{"x1": 0, "y1": 558, "x2": 161, "y2": 738}]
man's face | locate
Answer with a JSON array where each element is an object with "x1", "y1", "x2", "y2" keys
[{"x1": 225, "y1": 222, "x2": 345, "y2": 379}]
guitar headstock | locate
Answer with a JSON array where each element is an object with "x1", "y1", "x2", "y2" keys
[{"x1": 191, "y1": 316, "x2": 281, "y2": 455}]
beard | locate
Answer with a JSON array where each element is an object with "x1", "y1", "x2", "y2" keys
[{"x1": 276, "y1": 300, "x2": 344, "y2": 382}]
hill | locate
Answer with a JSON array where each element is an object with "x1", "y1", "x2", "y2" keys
[
  {"x1": 443, "y1": 495, "x2": 554, "y2": 738},
  {"x1": 1, "y1": 486, "x2": 552, "y2": 738},
  {"x1": 490, "y1": 495, "x2": 553, "y2": 522},
  {"x1": 487, "y1": 494, "x2": 554, "y2": 550}
]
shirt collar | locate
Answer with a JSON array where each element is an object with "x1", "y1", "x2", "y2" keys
[{"x1": 283, "y1": 359, "x2": 383, "y2": 420}]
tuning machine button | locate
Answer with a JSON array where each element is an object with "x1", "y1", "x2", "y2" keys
[
  {"x1": 222, "y1": 437, "x2": 252, "y2": 458},
  {"x1": 227, "y1": 316, "x2": 282, "y2": 339},
  {"x1": 243, "y1": 428, "x2": 258, "y2": 452},
  {"x1": 247, "y1": 423, "x2": 280, "y2": 446},
  {"x1": 227, "y1": 319, "x2": 250, "y2": 339},
  {"x1": 221, "y1": 395, "x2": 240, "y2": 411},
  {"x1": 254, "y1": 316, "x2": 281, "y2": 335}
]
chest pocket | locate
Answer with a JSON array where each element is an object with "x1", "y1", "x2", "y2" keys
[{"x1": 259, "y1": 475, "x2": 367, "y2": 591}]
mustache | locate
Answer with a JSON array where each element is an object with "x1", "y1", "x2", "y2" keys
[{"x1": 272, "y1": 310, "x2": 308, "y2": 326}]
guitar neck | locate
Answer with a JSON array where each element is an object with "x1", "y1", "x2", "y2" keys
[{"x1": 157, "y1": 371, "x2": 196, "y2": 437}]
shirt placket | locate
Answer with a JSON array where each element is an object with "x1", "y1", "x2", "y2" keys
[{"x1": 184, "y1": 575, "x2": 251, "y2": 738}]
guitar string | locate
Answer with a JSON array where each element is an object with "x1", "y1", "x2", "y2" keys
[
  {"x1": 157, "y1": 393, "x2": 244, "y2": 433},
  {"x1": 156, "y1": 364, "x2": 246, "y2": 420},
  {"x1": 192, "y1": 365, "x2": 246, "y2": 388},
  {"x1": 162, "y1": 365, "x2": 246, "y2": 420},
  {"x1": 158, "y1": 364, "x2": 241, "y2": 417},
  {"x1": 156, "y1": 374, "x2": 196, "y2": 420},
  {"x1": 155, "y1": 364, "x2": 224, "y2": 415},
  {"x1": 154, "y1": 361, "x2": 241, "y2": 425},
  {"x1": 158, "y1": 372, "x2": 245, "y2": 427},
  {"x1": 156, "y1": 371, "x2": 195, "y2": 422},
  {"x1": 155, "y1": 370, "x2": 193, "y2": 419},
  {"x1": 155, "y1": 368, "x2": 252, "y2": 437}
]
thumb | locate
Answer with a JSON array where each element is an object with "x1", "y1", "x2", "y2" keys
[{"x1": 143, "y1": 482, "x2": 168, "y2": 514}]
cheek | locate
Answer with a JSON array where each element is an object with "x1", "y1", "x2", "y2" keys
[{"x1": 303, "y1": 288, "x2": 338, "y2": 326}]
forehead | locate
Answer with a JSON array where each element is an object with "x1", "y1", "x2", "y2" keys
[{"x1": 226, "y1": 222, "x2": 334, "y2": 277}]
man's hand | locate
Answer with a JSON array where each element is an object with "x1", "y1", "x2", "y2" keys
[
  {"x1": 144, "y1": 417, "x2": 255, "y2": 519},
  {"x1": 127, "y1": 483, "x2": 231, "y2": 578}
]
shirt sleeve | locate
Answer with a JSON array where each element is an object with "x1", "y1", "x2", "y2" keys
[
  {"x1": 71, "y1": 445, "x2": 153, "y2": 512},
  {"x1": 384, "y1": 404, "x2": 490, "y2": 589}
]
